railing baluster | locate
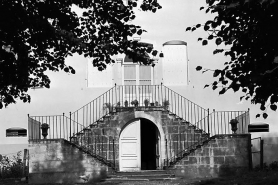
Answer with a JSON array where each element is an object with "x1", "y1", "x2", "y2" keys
[
  {"x1": 62, "y1": 113, "x2": 65, "y2": 139},
  {"x1": 207, "y1": 109, "x2": 209, "y2": 134},
  {"x1": 60, "y1": 115, "x2": 62, "y2": 139}
]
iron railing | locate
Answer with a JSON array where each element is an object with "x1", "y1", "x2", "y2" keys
[
  {"x1": 163, "y1": 109, "x2": 250, "y2": 167},
  {"x1": 28, "y1": 114, "x2": 116, "y2": 169},
  {"x1": 70, "y1": 131, "x2": 117, "y2": 170},
  {"x1": 28, "y1": 84, "x2": 250, "y2": 170},
  {"x1": 28, "y1": 114, "x2": 83, "y2": 141},
  {"x1": 208, "y1": 110, "x2": 250, "y2": 136},
  {"x1": 70, "y1": 84, "x2": 208, "y2": 129},
  {"x1": 70, "y1": 86, "x2": 117, "y2": 129}
]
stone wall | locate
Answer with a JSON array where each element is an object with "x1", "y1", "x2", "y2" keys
[
  {"x1": 29, "y1": 110, "x2": 251, "y2": 183},
  {"x1": 169, "y1": 134, "x2": 252, "y2": 178},
  {"x1": 89, "y1": 108, "x2": 166, "y2": 168},
  {"x1": 28, "y1": 139, "x2": 110, "y2": 184},
  {"x1": 88, "y1": 108, "x2": 206, "y2": 170}
]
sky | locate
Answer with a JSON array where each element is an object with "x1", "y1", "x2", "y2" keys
[{"x1": 0, "y1": 0, "x2": 277, "y2": 154}]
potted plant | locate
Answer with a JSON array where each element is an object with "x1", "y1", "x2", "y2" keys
[
  {"x1": 162, "y1": 99, "x2": 170, "y2": 110},
  {"x1": 131, "y1": 99, "x2": 139, "y2": 107},
  {"x1": 103, "y1": 103, "x2": 113, "y2": 114},
  {"x1": 124, "y1": 100, "x2": 128, "y2": 107},
  {"x1": 155, "y1": 101, "x2": 159, "y2": 106},
  {"x1": 41, "y1": 123, "x2": 49, "y2": 139},
  {"x1": 115, "y1": 101, "x2": 121, "y2": 112},
  {"x1": 116, "y1": 102, "x2": 121, "y2": 107},
  {"x1": 144, "y1": 98, "x2": 149, "y2": 107},
  {"x1": 229, "y1": 119, "x2": 239, "y2": 134}
]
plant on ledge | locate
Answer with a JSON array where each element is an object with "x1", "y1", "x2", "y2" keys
[
  {"x1": 116, "y1": 102, "x2": 121, "y2": 107},
  {"x1": 162, "y1": 99, "x2": 170, "y2": 110},
  {"x1": 144, "y1": 98, "x2": 149, "y2": 107},
  {"x1": 155, "y1": 101, "x2": 159, "y2": 106},
  {"x1": 41, "y1": 123, "x2": 49, "y2": 129},
  {"x1": 41, "y1": 123, "x2": 49, "y2": 139},
  {"x1": 115, "y1": 101, "x2": 123, "y2": 112},
  {"x1": 124, "y1": 100, "x2": 128, "y2": 107},
  {"x1": 131, "y1": 99, "x2": 139, "y2": 107},
  {"x1": 103, "y1": 102, "x2": 113, "y2": 114}
]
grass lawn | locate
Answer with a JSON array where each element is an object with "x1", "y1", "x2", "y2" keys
[{"x1": 194, "y1": 170, "x2": 278, "y2": 185}]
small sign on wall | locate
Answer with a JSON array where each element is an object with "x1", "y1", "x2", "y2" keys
[
  {"x1": 248, "y1": 123, "x2": 269, "y2": 132},
  {"x1": 6, "y1": 127, "x2": 27, "y2": 137}
]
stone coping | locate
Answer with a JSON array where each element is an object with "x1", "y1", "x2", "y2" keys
[
  {"x1": 212, "y1": 134, "x2": 251, "y2": 139},
  {"x1": 28, "y1": 138, "x2": 68, "y2": 144}
]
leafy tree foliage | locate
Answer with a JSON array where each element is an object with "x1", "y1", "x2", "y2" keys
[
  {"x1": 187, "y1": 0, "x2": 278, "y2": 118},
  {"x1": 0, "y1": 0, "x2": 161, "y2": 109}
]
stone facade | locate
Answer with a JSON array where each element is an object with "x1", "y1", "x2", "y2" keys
[
  {"x1": 169, "y1": 134, "x2": 251, "y2": 178},
  {"x1": 28, "y1": 139, "x2": 110, "y2": 184},
  {"x1": 87, "y1": 108, "x2": 204, "y2": 169},
  {"x1": 28, "y1": 108, "x2": 251, "y2": 183}
]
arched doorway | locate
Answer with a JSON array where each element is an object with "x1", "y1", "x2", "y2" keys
[{"x1": 119, "y1": 118, "x2": 160, "y2": 171}]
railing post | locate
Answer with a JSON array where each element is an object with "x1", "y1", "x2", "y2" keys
[
  {"x1": 113, "y1": 138, "x2": 116, "y2": 169},
  {"x1": 248, "y1": 135, "x2": 253, "y2": 170},
  {"x1": 69, "y1": 112, "x2": 72, "y2": 142},
  {"x1": 260, "y1": 139, "x2": 264, "y2": 170},
  {"x1": 247, "y1": 108, "x2": 250, "y2": 133},
  {"x1": 23, "y1": 149, "x2": 28, "y2": 178},
  {"x1": 207, "y1": 109, "x2": 210, "y2": 135},
  {"x1": 27, "y1": 114, "x2": 31, "y2": 141},
  {"x1": 213, "y1": 109, "x2": 216, "y2": 136},
  {"x1": 165, "y1": 138, "x2": 168, "y2": 166}
]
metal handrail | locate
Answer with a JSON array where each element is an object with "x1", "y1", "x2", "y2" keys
[
  {"x1": 28, "y1": 114, "x2": 117, "y2": 169},
  {"x1": 164, "y1": 109, "x2": 250, "y2": 167}
]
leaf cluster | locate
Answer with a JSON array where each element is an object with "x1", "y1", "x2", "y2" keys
[
  {"x1": 191, "y1": 0, "x2": 278, "y2": 118},
  {"x1": 0, "y1": 0, "x2": 161, "y2": 108},
  {"x1": 0, "y1": 151, "x2": 23, "y2": 178}
]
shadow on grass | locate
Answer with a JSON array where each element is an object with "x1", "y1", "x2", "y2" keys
[{"x1": 194, "y1": 170, "x2": 278, "y2": 185}]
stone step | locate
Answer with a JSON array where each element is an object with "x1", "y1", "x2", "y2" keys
[
  {"x1": 103, "y1": 170, "x2": 176, "y2": 182},
  {"x1": 103, "y1": 177, "x2": 178, "y2": 182},
  {"x1": 109, "y1": 173, "x2": 174, "y2": 179},
  {"x1": 114, "y1": 170, "x2": 172, "y2": 176}
]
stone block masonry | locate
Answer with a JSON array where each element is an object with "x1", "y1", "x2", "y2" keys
[
  {"x1": 28, "y1": 139, "x2": 110, "y2": 184},
  {"x1": 87, "y1": 109, "x2": 223, "y2": 171},
  {"x1": 169, "y1": 134, "x2": 251, "y2": 178},
  {"x1": 29, "y1": 109, "x2": 251, "y2": 183}
]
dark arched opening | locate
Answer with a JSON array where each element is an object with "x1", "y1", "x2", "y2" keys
[{"x1": 141, "y1": 118, "x2": 159, "y2": 170}]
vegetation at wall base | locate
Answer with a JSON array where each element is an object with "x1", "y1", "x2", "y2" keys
[{"x1": 0, "y1": 151, "x2": 25, "y2": 179}]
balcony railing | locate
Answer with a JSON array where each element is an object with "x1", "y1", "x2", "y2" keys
[
  {"x1": 28, "y1": 114, "x2": 83, "y2": 141},
  {"x1": 69, "y1": 84, "x2": 208, "y2": 130}
]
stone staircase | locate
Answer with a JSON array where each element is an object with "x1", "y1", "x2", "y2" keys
[
  {"x1": 69, "y1": 106, "x2": 212, "y2": 171},
  {"x1": 102, "y1": 170, "x2": 176, "y2": 182},
  {"x1": 160, "y1": 110, "x2": 211, "y2": 167},
  {"x1": 27, "y1": 85, "x2": 251, "y2": 183}
]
